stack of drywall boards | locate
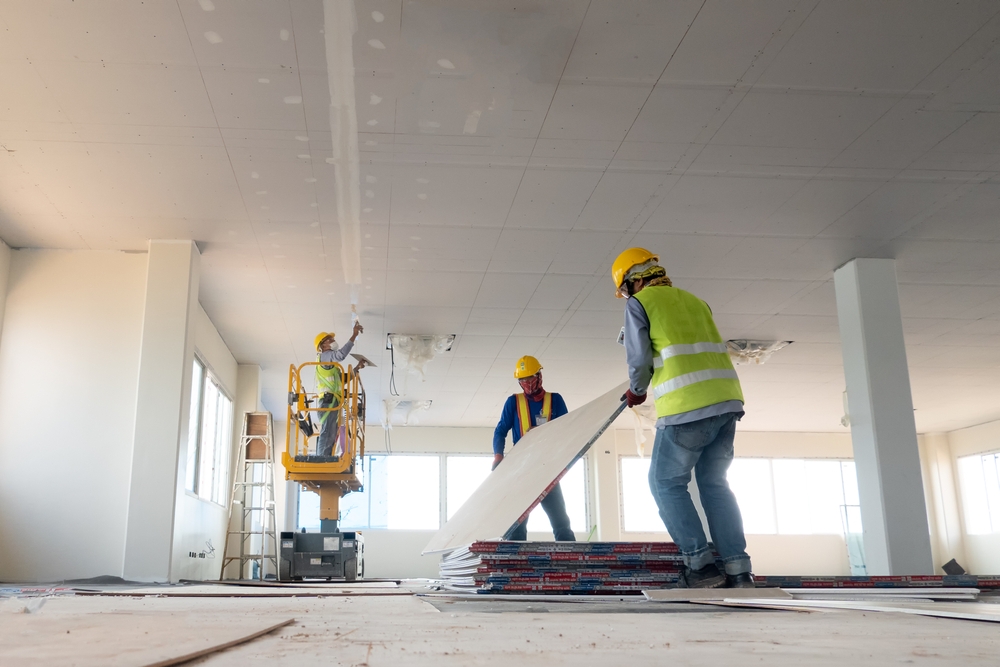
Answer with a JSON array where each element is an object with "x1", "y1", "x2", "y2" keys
[{"x1": 443, "y1": 541, "x2": 695, "y2": 594}]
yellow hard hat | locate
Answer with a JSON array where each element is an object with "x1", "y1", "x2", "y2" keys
[
  {"x1": 314, "y1": 332, "x2": 334, "y2": 349},
  {"x1": 611, "y1": 247, "x2": 659, "y2": 298},
  {"x1": 514, "y1": 355, "x2": 543, "y2": 379}
]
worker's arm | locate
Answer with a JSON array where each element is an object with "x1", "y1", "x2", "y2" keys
[
  {"x1": 550, "y1": 393, "x2": 569, "y2": 420},
  {"x1": 624, "y1": 296, "x2": 653, "y2": 396},
  {"x1": 492, "y1": 396, "x2": 516, "y2": 467},
  {"x1": 326, "y1": 339, "x2": 354, "y2": 363}
]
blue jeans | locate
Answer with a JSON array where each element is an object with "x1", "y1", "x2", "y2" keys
[
  {"x1": 507, "y1": 482, "x2": 575, "y2": 541},
  {"x1": 648, "y1": 412, "x2": 751, "y2": 575}
]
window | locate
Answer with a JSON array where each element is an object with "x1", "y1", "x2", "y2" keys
[
  {"x1": 296, "y1": 453, "x2": 589, "y2": 534},
  {"x1": 958, "y1": 451, "x2": 1000, "y2": 535},
  {"x1": 298, "y1": 454, "x2": 439, "y2": 531},
  {"x1": 526, "y1": 458, "x2": 588, "y2": 534},
  {"x1": 620, "y1": 456, "x2": 860, "y2": 536},
  {"x1": 184, "y1": 357, "x2": 233, "y2": 505}
]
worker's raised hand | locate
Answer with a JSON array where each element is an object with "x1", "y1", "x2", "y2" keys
[{"x1": 352, "y1": 320, "x2": 364, "y2": 338}]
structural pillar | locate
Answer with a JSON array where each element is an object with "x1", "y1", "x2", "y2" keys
[
  {"x1": 123, "y1": 240, "x2": 200, "y2": 581},
  {"x1": 834, "y1": 258, "x2": 933, "y2": 575}
]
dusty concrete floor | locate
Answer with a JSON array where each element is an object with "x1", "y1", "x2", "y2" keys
[{"x1": 3, "y1": 581, "x2": 1000, "y2": 666}]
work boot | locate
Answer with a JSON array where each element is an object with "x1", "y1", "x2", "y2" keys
[
  {"x1": 727, "y1": 572, "x2": 756, "y2": 589},
  {"x1": 677, "y1": 563, "x2": 726, "y2": 588}
]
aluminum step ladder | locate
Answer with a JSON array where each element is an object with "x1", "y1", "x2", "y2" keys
[{"x1": 221, "y1": 412, "x2": 278, "y2": 580}]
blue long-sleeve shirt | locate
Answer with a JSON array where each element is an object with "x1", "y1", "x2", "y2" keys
[{"x1": 493, "y1": 392, "x2": 568, "y2": 455}]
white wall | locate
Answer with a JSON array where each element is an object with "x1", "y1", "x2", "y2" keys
[
  {"x1": 0, "y1": 250, "x2": 147, "y2": 582},
  {"x1": 169, "y1": 305, "x2": 239, "y2": 582}
]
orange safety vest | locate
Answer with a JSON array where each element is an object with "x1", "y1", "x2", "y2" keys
[{"x1": 515, "y1": 392, "x2": 552, "y2": 439}]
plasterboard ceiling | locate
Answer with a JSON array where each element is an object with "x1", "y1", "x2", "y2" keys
[{"x1": 1, "y1": 1, "x2": 1000, "y2": 434}]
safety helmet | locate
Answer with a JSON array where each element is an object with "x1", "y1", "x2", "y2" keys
[
  {"x1": 514, "y1": 355, "x2": 543, "y2": 379},
  {"x1": 314, "y1": 332, "x2": 335, "y2": 350},
  {"x1": 611, "y1": 247, "x2": 659, "y2": 298}
]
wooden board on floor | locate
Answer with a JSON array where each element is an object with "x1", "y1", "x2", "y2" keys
[
  {"x1": 424, "y1": 382, "x2": 628, "y2": 554},
  {"x1": 643, "y1": 588, "x2": 793, "y2": 602},
  {"x1": 72, "y1": 585, "x2": 411, "y2": 598},
  {"x1": 0, "y1": 611, "x2": 293, "y2": 667}
]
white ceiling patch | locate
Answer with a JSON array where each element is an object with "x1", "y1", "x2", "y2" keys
[
  {"x1": 368, "y1": 38, "x2": 385, "y2": 49},
  {"x1": 198, "y1": 0, "x2": 215, "y2": 11},
  {"x1": 204, "y1": 31, "x2": 223, "y2": 44},
  {"x1": 463, "y1": 109, "x2": 482, "y2": 135},
  {"x1": 279, "y1": 29, "x2": 290, "y2": 41},
  {"x1": 371, "y1": 10, "x2": 385, "y2": 23},
  {"x1": 283, "y1": 95, "x2": 302, "y2": 104},
  {"x1": 324, "y1": 0, "x2": 363, "y2": 299}
]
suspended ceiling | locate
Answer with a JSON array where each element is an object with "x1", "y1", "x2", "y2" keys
[{"x1": 2, "y1": 0, "x2": 1000, "y2": 433}]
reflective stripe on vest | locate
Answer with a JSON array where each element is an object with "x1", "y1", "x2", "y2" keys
[
  {"x1": 515, "y1": 392, "x2": 551, "y2": 439},
  {"x1": 315, "y1": 355, "x2": 343, "y2": 396},
  {"x1": 633, "y1": 285, "x2": 743, "y2": 417}
]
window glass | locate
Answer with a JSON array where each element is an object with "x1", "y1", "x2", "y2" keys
[
  {"x1": 958, "y1": 452, "x2": 1000, "y2": 535},
  {"x1": 728, "y1": 458, "x2": 776, "y2": 534},
  {"x1": 387, "y1": 456, "x2": 439, "y2": 529},
  {"x1": 446, "y1": 456, "x2": 492, "y2": 520},
  {"x1": 526, "y1": 458, "x2": 587, "y2": 534},
  {"x1": 773, "y1": 459, "x2": 845, "y2": 535},
  {"x1": 620, "y1": 457, "x2": 665, "y2": 532},
  {"x1": 184, "y1": 358, "x2": 232, "y2": 505}
]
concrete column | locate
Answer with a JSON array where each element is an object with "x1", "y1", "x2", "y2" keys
[
  {"x1": 123, "y1": 241, "x2": 200, "y2": 582},
  {"x1": 834, "y1": 258, "x2": 933, "y2": 575}
]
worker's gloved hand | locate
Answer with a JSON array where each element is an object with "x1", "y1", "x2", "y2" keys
[
  {"x1": 491, "y1": 453, "x2": 504, "y2": 471},
  {"x1": 624, "y1": 389, "x2": 647, "y2": 407}
]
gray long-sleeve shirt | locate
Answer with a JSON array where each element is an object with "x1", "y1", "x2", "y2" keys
[
  {"x1": 319, "y1": 339, "x2": 354, "y2": 364},
  {"x1": 624, "y1": 295, "x2": 743, "y2": 428}
]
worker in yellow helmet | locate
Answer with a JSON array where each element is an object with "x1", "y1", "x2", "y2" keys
[
  {"x1": 613, "y1": 248, "x2": 753, "y2": 589},
  {"x1": 314, "y1": 320, "x2": 364, "y2": 458},
  {"x1": 492, "y1": 355, "x2": 574, "y2": 541}
]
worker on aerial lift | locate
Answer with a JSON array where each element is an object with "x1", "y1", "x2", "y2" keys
[
  {"x1": 614, "y1": 247, "x2": 754, "y2": 589},
  {"x1": 314, "y1": 320, "x2": 364, "y2": 458},
  {"x1": 492, "y1": 355, "x2": 576, "y2": 541}
]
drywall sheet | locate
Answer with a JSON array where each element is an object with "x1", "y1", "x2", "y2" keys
[
  {"x1": 0, "y1": 610, "x2": 292, "y2": 667},
  {"x1": 695, "y1": 598, "x2": 1000, "y2": 624},
  {"x1": 424, "y1": 382, "x2": 628, "y2": 554},
  {"x1": 643, "y1": 588, "x2": 792, "y2": 602}
]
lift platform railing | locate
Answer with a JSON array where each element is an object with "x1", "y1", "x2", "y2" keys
[{"x1": 282, "y1": 361, "x2": 366, "y2": 479}]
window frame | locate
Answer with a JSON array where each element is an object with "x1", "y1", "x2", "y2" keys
[{"x1": 184, "y1": 354, "x2": 234, "y2": 507}]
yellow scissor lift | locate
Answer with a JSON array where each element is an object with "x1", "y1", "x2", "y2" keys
[{"x1": 278, "y1": 361, "x2": 366, "y2": 581}]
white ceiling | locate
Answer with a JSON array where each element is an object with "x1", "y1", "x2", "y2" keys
[{"x1": 2, "y1": 0, "x2": 1000, "y2": 433}]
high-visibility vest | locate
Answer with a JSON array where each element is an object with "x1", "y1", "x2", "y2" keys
[
  {"x1": 633, "y1": 285, "x2": 743, "y2": 417},
  {"x1": 315, "y1": 355, "x2": 343, "y2": 397},
  {"x1": 515, "y1": 392, "x2": 551, "y2": 438}
]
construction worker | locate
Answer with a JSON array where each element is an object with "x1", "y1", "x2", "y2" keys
[
  {"x1": 613, "y1": 248, "x2": 754, "y2": 589},
  {"x1": 314, "y1": 320, "x2": 363, "y2": 458},
  {"x1": 493, "y1": 356, "x2": 575, "y2": 542}
]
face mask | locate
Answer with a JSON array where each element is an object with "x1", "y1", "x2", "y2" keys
[{"x1": 519, "y1": 374, "x2": 544, "y2": 401}]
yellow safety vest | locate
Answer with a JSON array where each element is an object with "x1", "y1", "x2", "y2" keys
[
  {"x1": 315, "y1": 355, "x2": 343, "y2": 397},
  {"x1": 633, "y1": 286, "x2": 743, "y2": 417},
  {"x1": 515, "y1": 392, "x2": 551, "y2": 438}
]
